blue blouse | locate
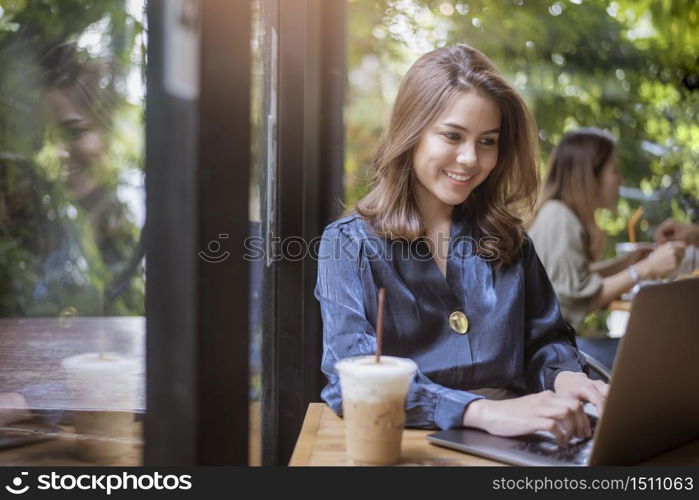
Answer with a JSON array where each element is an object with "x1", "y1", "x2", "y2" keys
[{"x1": 315, "y1": 210, "x2": 588, "y2": 430}]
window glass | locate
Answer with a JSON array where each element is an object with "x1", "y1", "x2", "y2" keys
[{"x1": 0, "y1": 0, "x2": 146, "y2": 465}]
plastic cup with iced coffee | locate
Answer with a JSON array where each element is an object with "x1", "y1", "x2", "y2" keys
[{"x1": 335, "y1": 355, "x2": 417, "y2": 465}]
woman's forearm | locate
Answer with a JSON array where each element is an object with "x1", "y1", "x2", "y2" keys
[
  {"x1": 588, "y1": 258, "x2": 656, "y2": 311},
  {"x1": 590, "y1": 255, "x2": 628, "y2": 277},
  {"x1": 588, "y1": 269, "x2": 635, "y2": 311}
]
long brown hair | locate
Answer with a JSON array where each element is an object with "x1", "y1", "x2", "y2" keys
[
  {"x1": 41, "y1": 43, "x2": 118, "y2": 131},
  {"x1": 533, "y1": 127, "x2": 617, "y2": 260},
  {"x1": 354, "y1": 44, "x2": 539, "y2": 268}
]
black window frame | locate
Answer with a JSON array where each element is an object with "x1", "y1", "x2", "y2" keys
[
  {"x1": 262, "y1": 0, "x2": 346, "y2": 466},
  {"x1": 145, "y1": 0, "x2": 252, "y2": 465},
  {"x1": 145, "y1": 0, "x2": 345, "y2": 466}
]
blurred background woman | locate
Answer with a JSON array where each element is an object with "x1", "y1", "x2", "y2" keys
[{"x1": 528, "y1": 127, "x2": 685, "y2": 369}]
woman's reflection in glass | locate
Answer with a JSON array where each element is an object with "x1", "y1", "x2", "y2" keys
[{"x1": 36, "y1": 43, "x2": 144, "y2": 317}]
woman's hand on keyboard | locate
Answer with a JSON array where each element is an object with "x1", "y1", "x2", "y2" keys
[
  {"x1": 462, "y1": 391, "x2": 591, "y2": 444},
  {"x1": 554, "y1": 370, "x2": 608, "y2": 418}
]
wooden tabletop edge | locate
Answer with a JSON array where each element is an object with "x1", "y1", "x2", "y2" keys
[{"x1": 288, "y1": 403, "x2": 325, "y2": 466}]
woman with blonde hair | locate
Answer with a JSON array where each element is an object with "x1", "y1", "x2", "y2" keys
[
  {"x1": 529, "y1": 128, "x2": 685, "y2": 330},
  {"x1": 316, "y1": 45, "x2": 606, "y2": 443}
]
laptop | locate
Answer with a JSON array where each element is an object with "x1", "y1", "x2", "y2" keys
[{"x1": 426, "y1": 277, "x2": 699, "y2": 466}]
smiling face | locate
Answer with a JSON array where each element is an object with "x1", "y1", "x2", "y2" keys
[
  {"x1": 44, "y1": 87, "x2": 107, "y2": 199},
  {"x1": 411, "y1": 90, "x2": 501, "y2": 221}
]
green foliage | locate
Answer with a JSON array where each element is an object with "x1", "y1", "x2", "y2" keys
[{"x1": 346, "y1": 0, "x2": 699, "y2": 240}]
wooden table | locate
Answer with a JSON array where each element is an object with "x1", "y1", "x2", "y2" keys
[
  {"x1": 0, "y1": 416, "x2": 142, "y2": 466},
  {"x1": 0, "y1": 317, "x2": 145, "y2": 465},
  {"x1": 290, "y1": 403, "x2": 503, "y2": 466},
  {"x1": 607, "y1": 300, "x2": 631, "y2": 312},
  {"x1": 0, "y1": 317, "x2": 145, "y2": 410},
  {"x1": 289, "y1": 403, "x2": 699, "y2": 466}
]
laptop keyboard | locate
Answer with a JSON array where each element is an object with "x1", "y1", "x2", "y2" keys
[{"x1": 511, "y1": 416, "x2": 598, "y2": 465}]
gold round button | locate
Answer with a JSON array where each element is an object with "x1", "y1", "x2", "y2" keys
[{"x1": 449, "y1": 311, "x2": 469, "y2": 334}]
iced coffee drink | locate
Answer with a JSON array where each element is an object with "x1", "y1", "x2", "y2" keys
[{"x1": 335, "y1": 355, "x2": 417, "y2": 465}]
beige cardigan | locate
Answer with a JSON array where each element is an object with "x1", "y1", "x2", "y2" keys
[{"x1": 528, "y1": 200, "x2": 603, "y2": 327}]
